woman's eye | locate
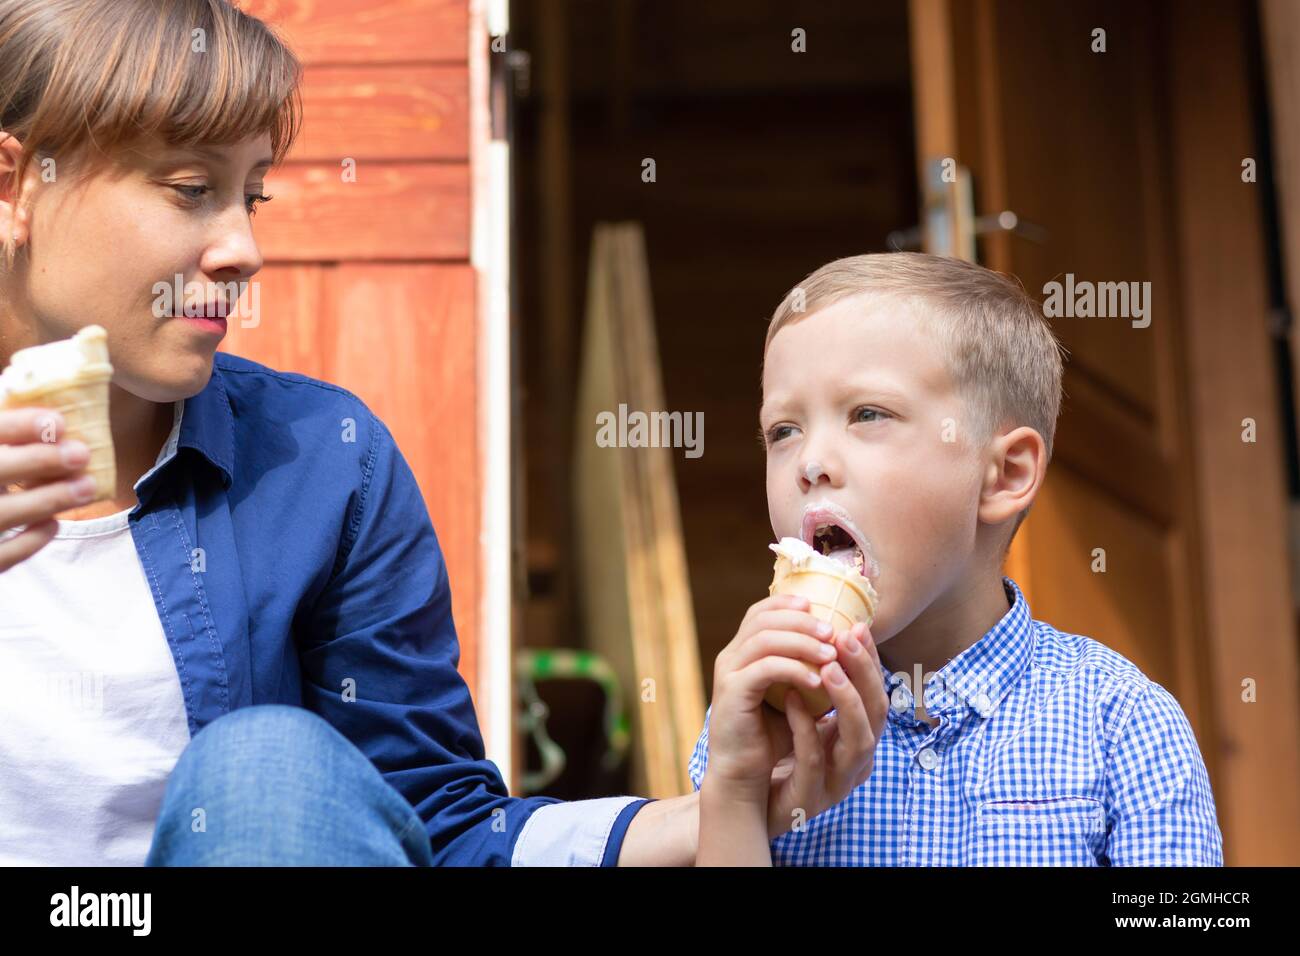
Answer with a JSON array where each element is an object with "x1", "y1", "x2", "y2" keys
[
  {"x1": 852, "y1": 406, "x2": 887, "y2": 424},
  {"x1": 170, "y1": 184, "x2": 272, "y2": 216}
]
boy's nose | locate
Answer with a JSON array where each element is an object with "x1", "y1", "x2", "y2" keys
[{"x1": 797, "y1": 457, "x2": 836, "y2": 490}]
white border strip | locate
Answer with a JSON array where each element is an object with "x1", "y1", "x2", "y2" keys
[{"x1": 470, "y1": 0, "x2": 513, "y2": 784}]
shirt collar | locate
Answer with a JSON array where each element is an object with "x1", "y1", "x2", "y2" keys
[
  {"x1": 134, "y1": 360, "x2": 236, "y2": 502},
  {"x1": 879, "y1": 576, "x2": 1035, "y2": 723}
]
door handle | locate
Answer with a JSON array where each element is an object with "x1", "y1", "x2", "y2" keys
[{"x1": 887, "y1": 159, "x2": 1048, "y2": 259}]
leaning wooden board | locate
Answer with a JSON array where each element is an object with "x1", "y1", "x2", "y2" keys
[{"x1": 574, "y1": 223, "x2": 706, "y2": 798}]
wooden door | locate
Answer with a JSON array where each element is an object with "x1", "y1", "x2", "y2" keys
[{"x1": 909, "y1": 0, "x2": 1300, "y2": 864}]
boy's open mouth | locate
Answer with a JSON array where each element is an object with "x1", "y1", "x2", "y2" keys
[{"x1": 800, "y1": 508, "x2": 870, "y2": 578}]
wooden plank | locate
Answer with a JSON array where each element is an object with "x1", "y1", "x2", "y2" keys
[
  {"x1": 242, "y1": 0, "x2": 467, "y2": 64},
  {"x1": 256, "y1": 162, "x2": 469, "y2": 260},
  {"x1": 611, "y1": 225, "x2": 709, "y2": 788},
  {"x1": 295, "y1": 65, "x2": 470, "y2": 161},
  {"x1": 574, "y1": 223, "x2": 705, "y2": 798}
]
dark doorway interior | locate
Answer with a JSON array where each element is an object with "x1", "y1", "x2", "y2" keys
[{"x1": 510, "y1": 0, "x2": 918, "y2": 797}]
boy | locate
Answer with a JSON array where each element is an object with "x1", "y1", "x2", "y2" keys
[{"x1": 690, "y1": 252, "x2": 1224, "y2": 866}]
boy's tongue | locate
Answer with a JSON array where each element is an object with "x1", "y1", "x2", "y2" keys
[{"x1": 823, "y1": 542, "x2": 861, "y2": 569}]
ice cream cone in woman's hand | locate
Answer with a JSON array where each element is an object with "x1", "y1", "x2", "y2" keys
[
  {"x1": 0, "y1": 326, "x2": 115, "y2": 503},
  {"x1": 764, "y1": 536, "x2": 879, "y2": 715}
]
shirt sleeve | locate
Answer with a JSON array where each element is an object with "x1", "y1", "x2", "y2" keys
[
  {"x1": 687, "y1": 704, "x2": 712, "y2": 791},
  {"x1": 512, "y1": 796, "x2": 655, "y2": 866},
  {"x1": 297, "y1": 410, "x2": 570, "y2": 865},
  {"x1": 1103, "y1": 681, "x2": 1224, "y2": 866}
]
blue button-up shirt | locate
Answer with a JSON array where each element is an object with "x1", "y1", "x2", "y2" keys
[
  {"x1": 118, "y1": 352, "x2": 648, "y2": 865},
  {"x1": 689, "y1": 576, "x2": 1224, "y2": 865}
]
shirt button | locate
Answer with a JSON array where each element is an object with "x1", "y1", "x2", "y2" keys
[
  {"x1": 891, "y1": 687, "x2": 910, "y2": 712},
  {"x1": 917, "y1": 748, "x2": 939, "y2": 770},
  {"x1": 972, "y1": 692, "x2": 991, "y2": 712}
]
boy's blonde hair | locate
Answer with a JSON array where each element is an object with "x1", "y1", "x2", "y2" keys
[
  {"x1": 0, "y1": 0, "x2": 302, "y2": 269},
  {"x1": 764, "y1": 252, "x2": 1067, "y2": 546}
]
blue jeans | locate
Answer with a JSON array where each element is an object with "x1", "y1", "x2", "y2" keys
[{"x1": 145, "y1": 704, "x2": 434, "y2": 866}]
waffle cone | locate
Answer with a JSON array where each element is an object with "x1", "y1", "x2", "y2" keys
[
  {"x1": 765, "y1": 560, "x2": 878, "y2": 716},
  {"x1": 2, "y1": 369, "x2": 115, "y2": 504}
]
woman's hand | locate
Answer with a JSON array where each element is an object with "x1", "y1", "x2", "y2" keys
[{"x1": 0, "y1": 407, "x2": 97, "y2": 572}]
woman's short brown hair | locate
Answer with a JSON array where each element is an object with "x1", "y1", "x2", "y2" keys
[{"x1": 0, "y1": 0, "x2": 303, "y2": 266}]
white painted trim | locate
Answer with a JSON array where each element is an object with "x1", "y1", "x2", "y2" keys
[{"x1": 469, "y1": 0, "x2": 513, "y2": 787}]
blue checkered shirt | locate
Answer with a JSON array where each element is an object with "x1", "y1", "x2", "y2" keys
[{"x1": 688, "y1": 577, "x2": 1224, "y2": 865}]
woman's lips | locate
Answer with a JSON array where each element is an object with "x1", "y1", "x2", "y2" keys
[{"x1": 175, "y1": 313, "x2": 227, "y2": 336}]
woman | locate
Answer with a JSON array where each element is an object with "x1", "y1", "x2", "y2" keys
[{"x1": 0, "y1": 0, "x2": 875, "y2": 867}]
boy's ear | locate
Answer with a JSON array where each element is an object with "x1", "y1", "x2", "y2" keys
[{"x1": 978, "y1": 425, "x2": 1047, "y2": 527}]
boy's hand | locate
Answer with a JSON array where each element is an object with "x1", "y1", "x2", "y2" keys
[
  {"x1": 764, "y1": 620, "x2": 889, "y2": 839},
  {"x1": 702, "y1": 593, "x2": 843, "y2": 803}
]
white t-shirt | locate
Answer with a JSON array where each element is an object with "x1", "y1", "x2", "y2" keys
[{"x1": 0, "y1": 400, "x2": 190, "y2": 865}]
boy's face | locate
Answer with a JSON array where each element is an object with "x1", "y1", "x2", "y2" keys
[{"x1": 761, "y1": 293, "x2": 989, "y2": 645}]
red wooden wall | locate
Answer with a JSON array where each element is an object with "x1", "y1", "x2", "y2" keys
[{"x1": 226, "y1": 0, "x2": 481, "y2": 698}]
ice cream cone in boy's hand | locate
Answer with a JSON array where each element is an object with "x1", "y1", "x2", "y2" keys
[
  {"x1": 0, "y1": 325, "x2": 115, "y2": 503},
  {"x1": 765, "y1": 535, "x2": 879, "y2": 715}
]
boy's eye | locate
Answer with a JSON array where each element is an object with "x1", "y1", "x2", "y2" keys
[
  {"x1": 852, "y1": 406, "x2": 887, "y2": 424},
  {"x1": 763, "y1": 424, "x2": 795, "y2": 446}
]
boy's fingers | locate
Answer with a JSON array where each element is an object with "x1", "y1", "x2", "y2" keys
[
  {"x1": 732, "y1": 628, "x2": 838, "y2": 670},
  {"x1": 820, "y1": 655, "x2": 875, "y2": 794},
  {"x1": 858, "y1": 623, "x2": 883, "y2": 670},
  {"x1": 784, "y1": 689, "x2": 823, "y2": 805},
  {"x1": 748, "y1": 609, "x2": 835, "y2": 643},
  {"x1": 727, "y1": 595, "x2": 817, "y2": 658},
  {"x1": 730, "y1": 655, "x2": 825, "y2": 709},
  {"x1": 837, "y1": 623, "x2": 888, "y2": 732},
  {"x1": 739, "y1": 593, "x2": 811, "y2": 631}
]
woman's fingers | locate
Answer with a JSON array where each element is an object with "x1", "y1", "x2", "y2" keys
[
  {"x1": 0, "y1": 473, "x2": 95, "y2": 530},
  {"x1": 0, "y1": 435, "x2": 90, "y2": 487},
  {"x1": 0, "y1": 517, "x2": 58, "y2": 573},
  {"x1": 0, "y1": 407, "x2": 65, "y2": 446}
]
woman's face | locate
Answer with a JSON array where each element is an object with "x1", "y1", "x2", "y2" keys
[{"x1": 2, "y1": 133, "x2": 271, "y2": 402}]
